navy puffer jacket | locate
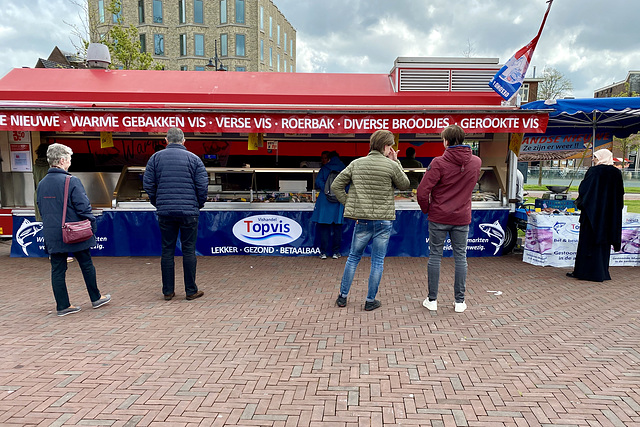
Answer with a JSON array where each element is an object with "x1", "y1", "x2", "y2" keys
[
  {"x1": 143, "y1": 143, "x2": 208, "y2": 217},
  {"x1": 37, "y1": 168, "x2": 96, "y2": 254}
]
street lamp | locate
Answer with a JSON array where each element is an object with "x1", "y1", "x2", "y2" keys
[{"x1": 206, "y1": 40, "x2": 227, "y2": 71}]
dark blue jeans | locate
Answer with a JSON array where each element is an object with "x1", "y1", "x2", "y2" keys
[
  {"x1": 318, "y1": 223, "x2": 343, "y2": 256},
  {"x1": 50, "y1": 249, "x2": 100, "y2": 311},
  {"x1": 158, "y1": 215, "x2": 199, "y2": 296}
]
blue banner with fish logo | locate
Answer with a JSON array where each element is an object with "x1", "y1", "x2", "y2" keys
[{"x1": 12, "y1": 209, "x2": 508, "y2": 258}]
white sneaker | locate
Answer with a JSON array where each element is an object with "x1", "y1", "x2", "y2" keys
[
  {"x1": 422, "y1": 299, "x2": 437, "y2": 311},
  {"x1": 454, "y1": 301, "x2": 467, "y2": 313}
]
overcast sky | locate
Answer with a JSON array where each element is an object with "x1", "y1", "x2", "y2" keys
[{"x1": 1, "y1": 0, "x2": 638, "y2": 98}]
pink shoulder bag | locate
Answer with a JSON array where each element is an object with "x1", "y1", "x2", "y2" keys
[{"x1": 61, "y1": 175, "x2": 93, "y2": 244}]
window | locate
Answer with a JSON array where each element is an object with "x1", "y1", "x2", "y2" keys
[
  {"x1": 284, "y1": 59, "x2": 286, "y2": 72},
  {"x1": 112, "y1": 9, "x2": 121, "y2": 23},
  {"x1": 284, "y1": 33, "x2": 287, "y2": 53},
  {"x1": 260, "y1": 39, "x2": 264, "y2": 62},
  {"x1": 139, "y1": 34, "x2": 146, "y2": 53},
  {"x1": 178, "y1": 0, "x2": 186, "y2": 24},
  {"x1": 180, "y1": 65, "x2": 188, "y2": 71},
  {"x1": 277, "y1": 25, "x2": 280, "y2": 45},
  {"x1": 195, "y1": 34, "x2": 204, "y2": 56},
  {"x1": 269, "y1": 47, "x2": 272, "y2": 67},
  {"x1": 290, "y1": 64, "x2": 293, "y2": 72},
  {"x1": 138, "y1": 0, "x2": 145, "y2": 23},
  {"x1": 236, "y1": 34, "x2": 245, "y2": 56},
  {"x1": 98, "y1": 0, "x2": 105, "y2": 23},
  {"x1": 153, "y1": 0, "x2": 163, "y2": 23},
  {"x1": 269, "y1": 16, "x2": 272, "y2": 38},
  {"x1": 194, "y1": 0, "x2": 203, "y2": 24},
  {"x1": 259, "y1": 6, "x2": 264, "y2": 30},
  {"x1": 236, "y1": 66, "x2": 246, "y2": 71},
  {"x1": 179, "y1": 34, "x2": 187, "y2": 56},
  {"x1": 277, "y1": 54, "x2": 280, "y2": 72},
  {"x1": 195, "y1": 66, "x2": 205, "y2": 71},
  {"x1": 220, "y1": 0, "x2": 227, "y2": 24},
  {"x1": 235, "y1": 0, "x2": 244, "y2": 24},
  {"x1": 290, "y1": 39, "x2": 293, "y2": 55},
  {"x1": 519, "y1": 83, "x2": 530, "y2": 103},
  {"x1": 221, "y1": 34, "x2": 228, "y2": 56},
  {"x1": 154, "y1": 34, "x2": 164, "y2": 55}
]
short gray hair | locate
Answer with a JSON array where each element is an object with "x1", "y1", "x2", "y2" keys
[
  {"x1": 166, "y1": 127, "x2": 185, "y2": 144},
  {"x1": 47, "y1": 143, "x2": 73, "y2": 167}
]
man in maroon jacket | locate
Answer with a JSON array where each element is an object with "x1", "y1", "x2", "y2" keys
[{"x1": 417, "y1": 125, "x2": 482, "y2": 313}]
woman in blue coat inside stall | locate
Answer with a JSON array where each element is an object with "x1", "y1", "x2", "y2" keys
[
  {"x1": 311, "y1": 151, "x2": 346, "y2": 259},
  {"x1": 37, "y1": 143, "x2": 110, "y2": 316}
]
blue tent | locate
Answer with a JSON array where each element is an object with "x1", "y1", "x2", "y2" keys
[{"x1": 521, "y1": 97, "x2": 640, "y2": 138}]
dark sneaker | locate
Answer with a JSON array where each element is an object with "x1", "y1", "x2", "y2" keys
[
  {"x1": 336, "y1": 295, "x2": 347, "y2": 307},
  {"x1": 57, "y1": 306, "x2": 81, "y2": 317},
  {"x1": 364, "y1": 300, "x2": 381, "y2": 311},
  {"x1": 320, "y1": 254, "x2": 327, "y2": 260},
  {"x1": 186, "y1": 290, "x2": 204, "y2": 300},
  {"x1": 92, "y1": 294, "x2": 111, "y2": 309},
  {"x1": 332, "y1": 254, "x2": 341, "y2": 259},
  {"x1": 164, "y1": 292, "x2": 176, "y2": 301}
]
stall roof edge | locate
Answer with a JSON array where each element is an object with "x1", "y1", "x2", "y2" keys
[{"x1": 0, "y1": 68, "x2": 505, "y2": 109}]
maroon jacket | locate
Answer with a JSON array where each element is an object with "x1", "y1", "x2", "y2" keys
[{"x1": 417, "y1": 145, "x2": 481, "y2": 225}]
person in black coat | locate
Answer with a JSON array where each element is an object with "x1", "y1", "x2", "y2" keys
[
  {"x1": 37, "y1": 144, "x2": 110, "y2": 316},
  {"x1": 567, "y1": 148, "x2": 624, "y2": 282}
]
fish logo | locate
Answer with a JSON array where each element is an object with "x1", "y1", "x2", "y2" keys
[
  {"x1": 479, "y1": 220, "x2": 505, "y2": 255},
  {"x1": 15, "y1": 218, "x2": 43, "y2": 256}
]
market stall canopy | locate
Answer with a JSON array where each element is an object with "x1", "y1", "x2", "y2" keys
[
  {"x1": 517, "y1": 97, "x2": 640, "y2": 161},
  {"x1": 521, "y1": 97, "x2": 640, "y2": 138},
  {"x1": 0, "y1": 68, "x2": 548, "y2": 134}
]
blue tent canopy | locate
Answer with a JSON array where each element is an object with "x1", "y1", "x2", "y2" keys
[{"x1": 521, "y1": 97, "x2": 640, "y2": 138}]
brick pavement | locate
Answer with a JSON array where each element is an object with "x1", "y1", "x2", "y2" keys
[{"x1": 0, "y1": 238, "x2": 639, "y2": 426}]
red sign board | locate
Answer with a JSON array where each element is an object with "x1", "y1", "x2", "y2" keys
[{"x1": 0, "y1": 110, "x2": 548, "y2": 134}]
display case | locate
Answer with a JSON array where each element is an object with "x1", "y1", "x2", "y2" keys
[
  {"x1": 111, "y1": 165, "x2": 507, "y2": 210},
  {"x1": 111, "y1": 166, "x2": 320, "y2": 209},
  {"x1": 111, "y1": 166, "x2": 148, "y2": 208}
]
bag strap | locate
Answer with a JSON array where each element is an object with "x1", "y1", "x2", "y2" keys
[{"x1": 62, "y1": 175, "x2": 71, "y2": 227}]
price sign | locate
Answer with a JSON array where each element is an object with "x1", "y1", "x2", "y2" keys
[{"x1": 11, "y1": 131, "x2": 31, "y2": 143}]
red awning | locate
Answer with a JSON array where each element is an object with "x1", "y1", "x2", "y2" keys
[{"x1": 0, "y1": 68, "x2": 549, "y2": 134}]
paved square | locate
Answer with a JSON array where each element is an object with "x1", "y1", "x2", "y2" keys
[{"x1": 1, "y1": 239, "x2": 639, "y2": 426}]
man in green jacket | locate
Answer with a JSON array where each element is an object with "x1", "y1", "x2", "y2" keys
[{"x1": 331, "y1": 130, "x2": 410, "y2": 311}]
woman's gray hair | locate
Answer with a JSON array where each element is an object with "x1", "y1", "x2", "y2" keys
[{"x1": 47, "y1": 143, "x2": 73, "y2": 167}]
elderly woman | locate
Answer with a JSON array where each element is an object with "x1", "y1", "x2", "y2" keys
[
  {"x1": 36, "y1": 143, "x2": 110, "y2": 316},
  {"x1": 567, "y1": 148, "x2": 624, "y2": 282}
]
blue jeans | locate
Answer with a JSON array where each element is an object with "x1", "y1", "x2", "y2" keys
[
  {"x1": 158, "y1": 215, "x2": 199, "y2": 296},
  {"x1": 50, "y1": 249, "x2": 101, "y2": 311},
  {"x1": 427, "y1": 221, "x2": 469, "y2": 303},
  {"x1": 339, "y1": 220, "x2": 393, "y2": 302}
]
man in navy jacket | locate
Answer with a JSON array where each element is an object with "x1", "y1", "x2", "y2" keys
[{"x1": 143, "y1": 128, "x2": 208, "y2": 301}]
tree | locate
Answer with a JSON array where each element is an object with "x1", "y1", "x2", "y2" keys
[
  {"x1": 64, "y1": 0, "x2": 101, "y2": 57},
  {"x1": 612, "y1": 83, "x2": 640, "y2": 171},
  {"x1": 66, "y1": 0, "x2": 161, "y2": 70},
  {"x1": 537, "y1": 66, "x2": 573, "y2": 100},
  {"x1": 461, "y1": 39, "x2": 476, "y2": 58},
  {"x1": 101, "y1": 0, "x2": 162, "y2": 70}
]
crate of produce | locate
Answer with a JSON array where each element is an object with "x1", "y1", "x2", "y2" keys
[{"x1": 534, "y1": 199, "x2": 576, "y2": 210}]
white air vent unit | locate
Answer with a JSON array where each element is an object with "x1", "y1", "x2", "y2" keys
[
  {"x1": 399, "y1": 69, "x2": 450, "y2": 91},
  {"x1": 451, "y1": 69, "x2": 497, "y2": 92}
]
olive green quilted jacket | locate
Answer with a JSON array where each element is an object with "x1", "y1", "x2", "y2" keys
[{"x1": 331, "y1": 151, "x2": 410, "y2": 220}]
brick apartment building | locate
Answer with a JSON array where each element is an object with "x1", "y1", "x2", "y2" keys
[
  {"x1": 594, "y1": 71, "x2": 640, "y2": 98},
  {"x1": 89, "y1": 0, "x2": 296, "y2": 72}
]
